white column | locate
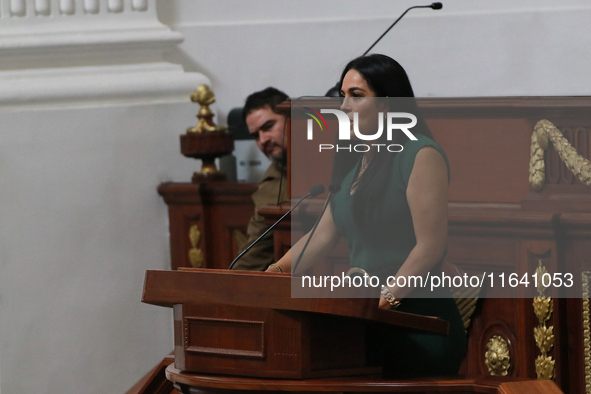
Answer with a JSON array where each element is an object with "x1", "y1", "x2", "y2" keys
[
  {"x1": 34, "y1": 0, "x2": 50, "y2": 15},
  {"x1": 0, "y1": 0, "x2": 207, "y2": 108},
  {"x1": 131, "y1": 0, "x2": 146, "y2": 11},
  {"x1": 1, "y1": 0, "x2": 153, "y2": 17},
  {"x1": 83, "y1": 0, "x2": 98, "y2": 14},
  {"x1": 107, "y1": 0, "x2": 121, "y2": 12},
  {"x1": 59, "y1": 0, "x2": 74, "y2": 14},
  {"x1": 9, "y1": 0, "x2": 25, "y2": 16}
]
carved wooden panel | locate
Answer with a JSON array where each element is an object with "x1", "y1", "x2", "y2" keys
[
  {"x1": 272, "y1": 325, "x2": 298, "y2": 357},
  {"x1": 169, "y1": 205, "x2": 206, "y2": 270},
  {"x1": 582, "y1": 272, "x2": 591, "y2": 394},
  {"x1": 158, "y1": 97, "x2": 591, "y2": 392},
  {"x1": 159, "y1": 182, "x2": 257, "y2": 269},
  {"x1": 184, "y1": 317, "x2": 265, "y2": 358},
  {"x1": 167, "y1": 302, "x2": 377, "y2": 379}
]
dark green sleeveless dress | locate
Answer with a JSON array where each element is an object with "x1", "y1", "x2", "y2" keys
[{"x1": 331, "y1": 135, "x2": 466, "y2": 377}]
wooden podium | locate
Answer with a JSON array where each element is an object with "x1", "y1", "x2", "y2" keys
[
  {"x1": 141, "y1": 268, "x2": 448, "y2": 379},
  {"x1": 141, "y1": 97, "x2": 588, "y2": 393},
  {"x1": 140, "y1": 269, "x2": 563, "y2": 394}
]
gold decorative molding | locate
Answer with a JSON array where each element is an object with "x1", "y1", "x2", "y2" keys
[
  {"x1": 533, "y1": 296, "x2": 553, "y2": 324},
  {"x1": 534, "y1": 325, "x2": 554, "y2": 355},
  {"x1": 456, "y1": 296, "x2": 479, "y2": 330},
  {"x1": 533, "y1": 260, "x2": 555, "y2": 380},
  {"x1": 530, "y1": 119, "x2": 591, "y2": 191},
  {"x1": 187, "y1": 84, "x2": 226, "y2": 134},
  {"x1": 536, "y1": 356, "x2": 556, "y2": 382},
  {"x1": 485, "y1": 335, "x2": 510, "y2": 376},
  {"x1": 181, "y1": 84, "x2": 233, "y2": 182},
  {"x1": 450, "y1": 275, "x2": 483, "y2": 330},
  {"x1": 583, "y1": 271, "x2": 591, "y2": 393},
  {"x1": 188, "y1": 225, "x2": 204, "y2": 268}
]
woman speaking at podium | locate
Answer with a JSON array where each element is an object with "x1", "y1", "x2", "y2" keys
[{"x1": 266, "y1": 54, "x2": 466, "y2": 377}]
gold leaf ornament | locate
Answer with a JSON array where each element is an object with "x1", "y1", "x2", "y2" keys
[
  {"x1": 533, "y1": 260, "x2": 555, "y2": 380},
  {"x1": 530, "y1": 119, "x2": 591, "y2": 191},
  {"x1": 535, "y1": 261, "x2": 549, "y2": 296},
  {"x1": 189, "y1": 225, "x2": 201, "y2": 247},
  {"x1": 188, "y1": 225, "x2": 204, "y2": 268},
  {"x1": 534, "y1": 325, "x2": 555, "y2": 354},
  {"x1": 535, "y1": 355, "x2": 555, "y2": 380},
  {"x1": 485, "y1": 335, "x2": 510, "y2": 376},
  {"x1": 533, "y1": 297, "x2": 553, "y2": 324},
  {"x1": 188, "y1": 248, "x2": 203, "y2": 268}
]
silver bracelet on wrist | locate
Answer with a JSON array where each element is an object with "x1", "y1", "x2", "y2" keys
[{"x1": 381, "y1": 285, "x2": 401, "y2": 308}]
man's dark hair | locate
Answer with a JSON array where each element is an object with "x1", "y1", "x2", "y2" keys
[{"x1": 242, "y1": 87, "x2": 289, "y2": 121}]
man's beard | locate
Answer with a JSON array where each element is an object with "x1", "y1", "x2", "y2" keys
[
  {"x1": 271, "y1": 149, "x2": 287, "y2": 173},
  {"x1": 264, "y1": 142, "x2": 284, "y2": 160}
]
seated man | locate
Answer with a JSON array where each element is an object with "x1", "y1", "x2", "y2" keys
[{"x1": 232, "y1": 87, "x2": 289, "y2": 271}]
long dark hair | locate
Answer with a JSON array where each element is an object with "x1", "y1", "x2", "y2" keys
[{"x1": 330, "y1": 54, "x2": 432, "y2": 228}]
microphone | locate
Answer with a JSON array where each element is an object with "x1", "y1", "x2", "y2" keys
[
  {"x1": 362, "y1": 2, "x2": 443, "y2": 56},
  {"x1": 325, "y1": 3, "x2": 443, "y2": 97},
  {"x1": 328, "y1": 184, "x2": 341, "y2": 194},
  {"x1": 291, "y1": 183, "x2": 341, "y2": 273},
  {"x1": 309, "y1": 184, "x2": 326, "y2": 197},
  {"x1": 228, "y1": 184, "x2": 325, "y2": 270}
]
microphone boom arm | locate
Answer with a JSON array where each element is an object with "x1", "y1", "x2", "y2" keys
[
  {"x1": 362, "y1": 3, "x2": 442, "y2": 56},
  {"x1": 228, "y1": 184, "x2": 325, "y2": 271}
]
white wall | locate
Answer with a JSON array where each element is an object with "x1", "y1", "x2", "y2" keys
[
  {"x1": 157, "y1": 0, "x2": 591, "y2": 125},
  {"x1": 0, "y1": 103, "x2": 201, "y2": 394},
  {"x1": 1, "y1": 1, "x2": 590, "y2": 393},
  {"x1": 0, "y1": 1, "x2": 208, "y2": 393}
]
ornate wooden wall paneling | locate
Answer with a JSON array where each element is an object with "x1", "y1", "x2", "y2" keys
[
  {"x1": 561, "y1": 215, "x2": 591, "y2": 394},
  {"x1": 158, "y1": 96, "x2": 591, "y2": 393},
  {"x1": 158, "y1": 182, "x2": 257, "y2": 270}
]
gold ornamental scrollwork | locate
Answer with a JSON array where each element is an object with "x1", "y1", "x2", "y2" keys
[
  {"x1": 582, "y1": 271, "x2": 591, "y2": 393},
  {"x1": 533, "y1": 260, "x2": 555, "y2": 380},
  {"x1": 188, "y1": 225, "x2": 204, "y2": 268},
  {"x1": 485, "y1": 335, "x2": 511, "y2": 376},
  {"x1": 529, "y1": 119, "x2": 591, "y2": 191}
]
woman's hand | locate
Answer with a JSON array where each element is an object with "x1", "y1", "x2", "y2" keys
[
  {"x1": 263, "y1": 204, "x2": 341, "y2": 275},
  {"x1": 265, "y1": 262, "x2": 286, "y2": 273},
  {"x1": 378, "y1": 296, "x2": 392, "y2": 310},
  {"x1": 378, "y1": 284, "x2": 402, "y2": 310},
  {"x1": 264, "y1": 250, "x2": 292, "y2": 273}
]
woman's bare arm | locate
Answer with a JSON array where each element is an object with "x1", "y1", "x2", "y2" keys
[
  {"x1": 266, "y1": 202, "x2": 341, "y2": 274},
  {"x1": 379, "y1": 146, "x2": 448, "y2": 309}
]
